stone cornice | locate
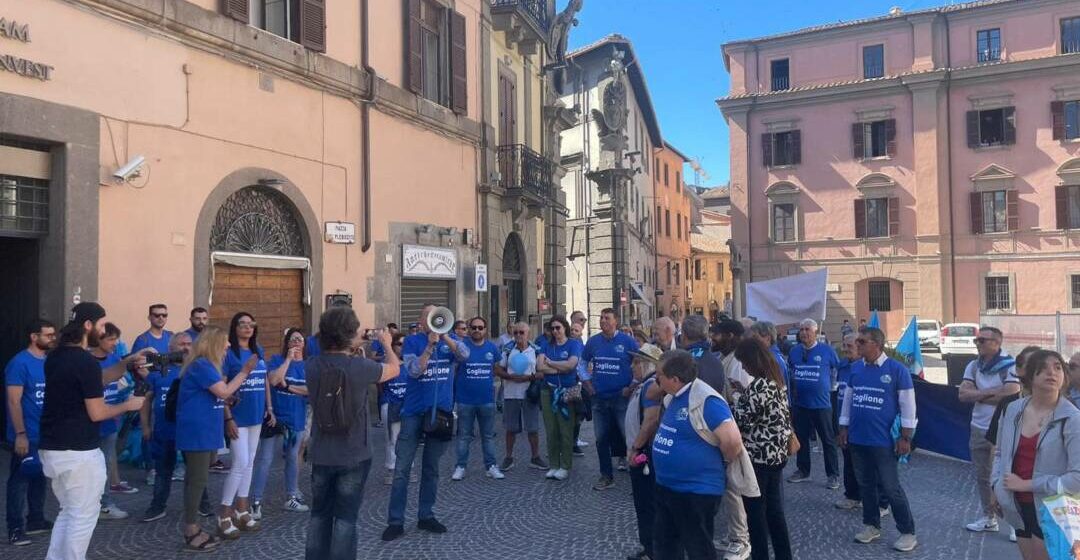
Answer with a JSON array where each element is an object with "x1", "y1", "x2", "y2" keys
[{"x1": 370, "y1": 77, "x2": 482, "y2": 145}]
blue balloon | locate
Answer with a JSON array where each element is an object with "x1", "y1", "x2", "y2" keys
[{"x1": 509, "y1": 352, "x2": 531, "y2": 375}]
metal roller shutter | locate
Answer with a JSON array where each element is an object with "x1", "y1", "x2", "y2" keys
[{"x1": 400, "y1": 279, "x2": 451, "y2": 326}]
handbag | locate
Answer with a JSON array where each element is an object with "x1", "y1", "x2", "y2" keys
[
  {"x1": 261, "y1": 412, "x2": 284, "y2": 439},
  {"x1": 422, "y1": 408, "x2": 454, "y2": 441},
  {"x1": 526, "y1": 379, "x2": 544, "y2": 404},
  {"x1": 1039, "y1": 491, "x2": 1080, "y2": 560},
  {"x1": 560, "y1": 383, "x2": 583, "y2": 404}
]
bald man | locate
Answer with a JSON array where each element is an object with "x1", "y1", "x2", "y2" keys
[{"x1": 652, "y1": 318, "x2": 676, "y2": 351}]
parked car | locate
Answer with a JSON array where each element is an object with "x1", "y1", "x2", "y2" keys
[
  {"x1": 917, "y1": 319, "x2": 942, "y2": 349},
  {"x1": 939, "y1": 323, "x2": 980, "y2": 357}
]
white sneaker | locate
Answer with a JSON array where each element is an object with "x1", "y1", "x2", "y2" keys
[
  {"x1": 146, "y1": 469, "x2": 156, "y2": 486},
  {"x1": 283, "y1": 496, "x2": 310, "y2": 513},
  {"x1": 1009, "y1": 527, "x2": 1017, "y2": 542},
  {"x1": 893, "y1": 533, "x2": 918, "y2": 552},
  {"x1": 485, "y1": 465, "x2": 505, "y2": 480},
  {"x1": 965, "y1": 516, "x2": 999, "y2": 532},
  {"x1": 854, "y1": 525, "x2": 881, "y2": 544},
  {"x1": 451, "y1": 466, "x2": 466, "y2": 481},
  {"x1": 250, "y1": 502, "x2": 262, "y2": 520},
  {"x1": 172, "y1": 466, "x2": 186, "y2": 482},
  {"x1": 553, "y1": 468, "x2": 569, "y2": 480},
  {"x1": 545, "y1": 469, "x2": 558, "y2": 479},
  {"x1": 880, "y1": 506, "x2": 891, "y2": 518},
  {"x1": 99, "y1": 506, "x2": 129, "y2": 520},
  {"x1": 575, "y1": 440, "x2": 589, "y2": 448},
  {"x1": 723, "y1": 541, "x2": 750, "y2": 560}
]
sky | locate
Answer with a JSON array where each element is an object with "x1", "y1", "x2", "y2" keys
[{"x1": 561, "y1": 0, "x2": 962, "y2": 186}]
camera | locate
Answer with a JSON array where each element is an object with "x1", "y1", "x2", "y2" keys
[{"x1": 140, "y1": 351, "x2": 186, "y2": 371}]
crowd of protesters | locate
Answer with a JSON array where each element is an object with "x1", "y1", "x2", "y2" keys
[{"x1": 4, "y1": 299, "x2": 1080, "y2": 560}]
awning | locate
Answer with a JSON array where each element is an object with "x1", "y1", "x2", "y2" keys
[
  {"x1": 630, "y1": 282, "x2": 652, "y2": 307},
  {"x1": 209, "y1": 251, "x2": 312, "y2": 306}
]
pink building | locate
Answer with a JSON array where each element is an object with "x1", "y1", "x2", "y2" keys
[{"x1": 718, "y1": 0, "x2": 1080, "y2": 340}]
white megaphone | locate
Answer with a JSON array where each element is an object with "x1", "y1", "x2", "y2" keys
[{"x1": 427, "y1": 306, "x2": 455, "y2": 335}]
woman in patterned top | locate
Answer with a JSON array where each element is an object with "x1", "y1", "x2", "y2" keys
[{"x1": 733, "y1": 338, "x2": 794, "y2": 560}]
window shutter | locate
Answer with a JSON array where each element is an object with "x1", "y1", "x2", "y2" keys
[
  {"x1": 966, "y1": 110, "x2": 980, "y2": 148},
  {"x1": 888, "y1": 196, "x2": 900, "y2": 236},
  {"x1": 852, "y1": 123, "x2": 865, "y2": 159},
  {"x1": 885, "y1": 119, "x2": 897, "y2": 157},
  {"x1": 1052, "y1": 101, "x2": 1066, "y2": 141},
  {"x1": 298, "y1": 0, "x2": 326, "y2": 53},
  {"x1": 970, "y1": 191, "x2": 984, "y2": 234},
  {"x1": 1056, "y1": 185, "x2": 1070, "y2": 230},
  {"x1": 791, "y1": 130, "x2": 802, "y2": 165},
  {"x1": 1002, "y1": 106, "x2": 1017, "y2": 145},
  {"x1": 405, "y1": 0, "x2": 422, "y2": 95},
  {"x1": 854, "y1": 199, "x2": 866, "y2": 239},
  {"x1": 449, "y1": 10, "x2": 468, "y2": 115},
  {"x1": 761, "y1": 133, "x2": 773, "y2": 167},
  {"x1": 222, "y1": 0, "x2": 249, "y2": 23},
  {"x1": 1006, "y1": 189, "x2": 1019, "y2": 231}
]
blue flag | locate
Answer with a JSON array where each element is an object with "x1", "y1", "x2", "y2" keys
[
  {"x1": 895, "y1": 315, "x2": 924, "y2": 379},
  {"x1": 867, "y1": 310, "x2": 881, "y2": 329}
]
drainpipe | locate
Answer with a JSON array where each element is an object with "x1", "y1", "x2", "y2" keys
[
  {"x1": 360, "y1": 0, "x2": 374, "y2": 252},
  {"x1": 943, "y1": 16, "x2": 958, "y2": 321}
]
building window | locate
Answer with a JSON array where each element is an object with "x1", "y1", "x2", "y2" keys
[
  {"x1": 772, "y1": 203, "x2": 795, "y2": 242},
  {"x1": 762, "y1": 131, "x2": 801, "y2": 167},
  {"x1": 674, "y1": 263, "x2": 680, "y2": 286},
  {"x1": 966, "y1": 107, "x2": 1016, "y2": 148},
  {"x1": 251, "y1": 0, "x2": 293, "y2": 41},
  {"x1": 983, "y1": 191, "x2": 1008, "y2": 233},
  {"x1": 863, "y1": 44, "x2": 884, "y2": 79},
  {"x1": 406, "y1": 0, "x2": 465, "y2": 112},
  {"x1": 1053, "y1": 100, "x2": 1080, "y2": 141},
  {"x1": 717, "y1": 263, "x2": 725, "y2": 281},
  {"x1": 1063, "y1": 16, "x2": 1080, "y2": 54},
  {"x1": 770, "y1": 58, "x2": 789, "y2": 91},
  {"x1": 853, "y1": 120, "x2": 895, "y2": 159},
  {"x1": 977, "y1": 28, "x2": 1001, "y2": 62},
  {"x1": 868, "y1": 280, "x2": 891, "y2": 312},
  {"x1": 665, "y1": 209, "x2": 671, "y2": 237},
  {"x1": 1071, "y1": 187, "x2": 1080, "y2": 229},
  {"x1": 664, "y1": 163, "x2": 669, "y2": 187},
  {"x1": 1057, "y1": 185, "x2": 1080, "y2": 230},
  {"x1": 694, "y1": 259, "x2": 702, "y2": 280},
  {"x1": 419, "y1": 1, "x2": 445, "y2": 105},
  {"x1": 865, "y1": 198, "x2": 890, "y2": 238},
  {"x1": 1072, "y1": 275, "x2": 1080, "y2": 309},
  {"x1": 656, "y1": 206, "x2": 662, "y2": 236},
  {"x1": 985, "y1": 276, "x2": 1011, "y2": 311},
  {"x1": 666, "y1": 262, "x2": 672, "y2": 286},
  {"x1": 654, "y1": 159, "x2": 660, "y2": 181},
  {"x1": 676, "y1": 171, "x2": 681, "y2": 192},
  {"x1": 676, "y1": 214, "x2": 682, "y2": 240}
]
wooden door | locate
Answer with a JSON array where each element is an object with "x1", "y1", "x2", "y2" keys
[{"x1": 210, "y1": 264, "x2": 304, "y2": 345}]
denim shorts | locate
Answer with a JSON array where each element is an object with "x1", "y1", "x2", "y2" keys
[{"x1": 503, "y1": 399, "x2": 539, "y2": 434}]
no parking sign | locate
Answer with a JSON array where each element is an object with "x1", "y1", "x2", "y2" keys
[{"x1": 475, "y1": 264, "x2": 488, "y2": 292}]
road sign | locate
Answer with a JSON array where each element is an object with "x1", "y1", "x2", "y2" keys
[{"x1": 475, "y1": 264, "x2": 488, "y2": 292}]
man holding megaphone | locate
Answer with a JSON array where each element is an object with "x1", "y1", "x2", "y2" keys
[{"x1": 383, "y1": 305, "x2": 469, "y2": 542}]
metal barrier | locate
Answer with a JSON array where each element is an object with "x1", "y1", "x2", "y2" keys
[{"x1": 979, "y1": 312, "x2": 1080, "y2": 357}]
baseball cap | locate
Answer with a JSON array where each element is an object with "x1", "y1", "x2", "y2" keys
[{"x1": 70, "y1": 302, "x2": 106, "y2": 325}]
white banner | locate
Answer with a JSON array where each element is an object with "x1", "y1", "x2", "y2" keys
[{"x1": 746, "y1": 269, "x2": 828, "y2": 325}]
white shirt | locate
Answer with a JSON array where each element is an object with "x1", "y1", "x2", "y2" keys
[
  {"x1": 963, "y1": 358, "x2": 1019, "y2": 431},
  {"x1": 499, "y1": 344, "x2": 536, "y2": 400}
]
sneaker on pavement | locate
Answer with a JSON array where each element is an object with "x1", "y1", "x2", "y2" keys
[
  {"x1": 99, "y1": 506, "x2": 129, "y2": 520},
  {"x1": 110, "y1": 481, "x2": 139, "y2": 494},
  {"x1": 451, "y1": 466, "x2": 466, "y2": 481},
  {"x1": 381, "y1": 524, "x2": 404, "y2": 542},
  {"x1": 893, "y1": 533, "x2": 918, "y2": 552},
  {"x1": 417, "y1": 518, "x2": 447, "y2": 534},
  {"x1": 593, "y1": 476, "x2": 615, "y2": 491},
  {"x1": 573, "y1": 446, "x2": 585, "y2": 457},
  {"x1": 965, "y1": 516, "x2": 999, "y2": 532},
  {"x1": 826, "y1": 476, "x2": 840, "y2": 490},
  {"x1": 616, "y1": 458, "x2": 629, "y2": 472},
  {"x1": 9, "y1": 529, "x2": 31, "y2": 546},
  {"x1": 250, "y1": 502, "x2": 263, "y2": 521},
  {"x1": 576, "y1": 439, "x2": 589, "y2": 448},
  {"x1": 146, "y1": 469, "x2": 156, "y2": 487},
  {"x1": 854, "y1": 525, "x2": 881, "y2": 544},
  {"x1": 142, "y1": 508, "x2": 167, "y2": 523},
  {"x1": 723, "y1": 541, "x2": 751, "y2": 560},
  {"x1": 545, "y1": 469, "x2": 558, "y2": 480},
  {"x1": 485, "y1": 465, "x2": 505, "y2": 480},
  {"x1": 553, "y1": 468, "x2": 569, "y2": 481},
  {"x1": 835, "y1": 498, "x2": 861, "y2": 510},
  {"x1": 172, "y1": 466, "x2": 186, "y2": 482},
  {"x1": 1009, "y1": 527, "x2": 1017, "y2": 542},
  {"x1": 209, "y1": 460, "x2": 229, "y2": 474},
  {"x1": 284, "y1": 496, "x2": 310, "y2": 513},
  {"x1": 530, "y1": 457, "x2": 549, "y2": 470},
  {"x1": 787, "y1": 471, "x2": 811, "y2": 483},
  {"x1": 24, "y1": 520, "x2": 53, "y2": 535},
  {"x1": 880, "y1": 506, "x2": 891, "y2": 518},
  {"x1": 500, "y1": 457, "x2": 515, "y2": 471}
]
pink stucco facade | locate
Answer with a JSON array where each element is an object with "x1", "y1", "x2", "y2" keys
[{"x1": 719, "y1": 0, "x2": 1080, "y2": 340}]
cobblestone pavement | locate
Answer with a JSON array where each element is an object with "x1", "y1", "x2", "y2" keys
[{"x1": 2, "y1": 421, "x2": 1018, "y2": 560}]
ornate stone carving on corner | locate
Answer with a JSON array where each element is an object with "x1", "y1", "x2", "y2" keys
[
  {"x1": 549, "y1": 0, "x2": 583, "y2": 66},
  {"x1": 590, "y1": 47, "x2": 630, "y2": 161}
]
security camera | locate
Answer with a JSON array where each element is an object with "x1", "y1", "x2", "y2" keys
[{"x1": 113, "y1": 155, "x2": 145, "y2": 182}]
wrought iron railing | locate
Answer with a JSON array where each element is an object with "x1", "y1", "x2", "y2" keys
[
  {"x1": 490, "y1": 0, "x2": 550, "y2": 34},
  {"x1": 497, "y1": 144, "x2": 554, "y2": 199},
  {"x1": 771, "y1": 75, "x2": 789, "y2": 92}
]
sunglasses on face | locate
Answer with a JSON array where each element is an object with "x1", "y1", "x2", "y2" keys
[
  {"x1": 551, "y1": 325, "x2": 564, "y2": 331},
  {"x1": 469, "y1": 325, "x2": 486, "y2": 331},
  {"x1": 152, "y1": 313, "x2": 168, "y2": 318},
  {"x1": 855, "y1": 339, "x2": 868, "y2": 345}
]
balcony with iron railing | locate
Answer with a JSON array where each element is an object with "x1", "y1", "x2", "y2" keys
[
  {"x1": 497, "y1": 144, "x2": 554, "y2": 201},
  {"x1": 490, "y1": 0, "x2": 550, "y2": 55}
]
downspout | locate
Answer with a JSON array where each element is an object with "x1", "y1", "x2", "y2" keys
[
  {"x1": 360, "y1": 0, "x2": 374, "y2": 252},
  {"x1": 742, "y1": 44, "x2": 760, "y2": 317},
  {"x1": 943, "y1": 16, "x2": 958, "y2": 321}
]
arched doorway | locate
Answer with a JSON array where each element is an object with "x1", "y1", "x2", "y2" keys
[
  {"x1": 208, "y1": 186, "x2": 310, "y2": 339},
  {"x1": 503, "y1": 233, "x2": 526, "y2": 324}
]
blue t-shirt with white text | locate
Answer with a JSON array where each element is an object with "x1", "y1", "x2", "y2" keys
[
  {"x1": 652, "y1": 388, "x2": 732, "y2": 495},
  {"x1": 267, "y1": 355, "x2": 307, "y2": 431},
  {"x1": 846, "y1": 357, "x2": 913, "y2": 448},
  {"x1": 381, "y1": 364, "x2": 409, "y2": 405},
  {"x1": 455, "y1": 339, "x2": 499, "y2": 406},
  {"x1": 176, "y1": 358, "x2": 225, "y2": 452},
  {"x1": 542, "y1": 338, "x2": 585, "y2": 389},
  {"x1": 223, "y1": 347, "x2": 267, "y2": 427},
  {"x1": 98, "y1": 353, "x2": 128, "y2": 437},
  {"x1": 5, "y1": 350, "x2": 47, "y2": 443},
  {"x1": 788, "y1": 343, "x2": 840, "y2": 410},
  {"x1": 582, "y1": 332, "x2": 640, "y2": 398},
  {"x1": 402, "y1": 333, "x2": 456, "y2": 415},
  {"x1": 148, "y1": 366, "x2": 180, "y2": 441}
]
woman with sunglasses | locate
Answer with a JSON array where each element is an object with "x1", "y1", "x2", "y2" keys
[
  {"x1": 536, "y1": 316, "x2": 582, "y2": 480},
  {"x1": 217, "y1": 312, "x2": 268, "y2": 538},
  {"x1": 380, "y1": 333, "x2": 410, "y2": 485},
  {"x1": 250, "y1": 328, "x2": 311, "y2": 520},
  {"x1": 992, "y1": 350, "x2": 1080, "y2": 560}
]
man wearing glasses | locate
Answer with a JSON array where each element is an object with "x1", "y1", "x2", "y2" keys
[
  {"x1": 451, "y1": 317, "x2": 505, "y2": 482},
  {"x1": 131, "y1": 304, "x2": 174, "y2": 360},
  {"x1": 958, "y1": 326, "x2": 1019, "y2": 534},
  {"x1": 495, "y1": 323, "x2": 547, "y2": 473}
]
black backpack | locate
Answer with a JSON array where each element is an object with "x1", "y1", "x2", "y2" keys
[
  {"x1": 164, "y1": 378, "x2": 182, "y2": 422},
  {"x1": 311, "y1": 357, "x2": 354, "y2": 435}
]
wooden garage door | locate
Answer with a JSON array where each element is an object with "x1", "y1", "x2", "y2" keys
[{"x1": 210, "y1": 264, "x2": 304, "y2": 344}]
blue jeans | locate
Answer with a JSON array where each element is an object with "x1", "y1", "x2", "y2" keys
[
  {"x1": 305, "y1": 460, "x2": 371, "y2": 560},
  {"x1": 592, "y1": 394, "x2": 628, "y2": 478},
  {"x1": 6, "y1": 449, "x2": 46, "y2": 534},
  {"x1": 251, "y1": 431, "x2": 305, "y2": 502},
  {"x1": 150, "y1": 438, "x2": 210, "y2": 512},
  {"x1": 455, "y1": 404, "x2": 497, "y2": 469},
  {"x1": 851, "y1": 444, "x2": 915, "y2": 534},
  {"x1": 387, "y1": 414, "x2": 449, "y2": 526}
]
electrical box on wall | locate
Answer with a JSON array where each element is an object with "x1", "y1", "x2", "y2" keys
[{"x1": 326, "y1": 292, "x2": 352, "y2": 308}]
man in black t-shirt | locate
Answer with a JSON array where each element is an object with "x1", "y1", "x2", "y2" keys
[{"x1": 38, "y1": 302, "x2": 148, "y2": 560}]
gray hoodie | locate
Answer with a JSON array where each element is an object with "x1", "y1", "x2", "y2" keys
[{"x1": 992, "y1": 396, "x2": 1080, "y2": 532}]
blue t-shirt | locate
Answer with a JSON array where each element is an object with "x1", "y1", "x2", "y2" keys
[
  {"x1": 652, "y1": 388, "x2": 732, "y2": 495},
  {"x1": 305, "y1": 335, "x2": 321, "y2": 358},
  {"x1": 267, "y1": 355, "x2": 307, "y2": 431},
  {"x1": 98, "y1": 353, "x2": 128, "y2": 437},
  {"x1": 176, "y1": 358, "x2": 225, "y2": 452},
  {"x1": 582, "y1": 332, "x2": 640, "y2": 398},
  {"x1": 223, "y1": 347, "x2": 267, "y2": 427},
  {"x1": 131, "y1": 330, "x2": 173, "y2": 356},
  {"x1": 534, "y1": 335, "x2": 551, "y2": 357},
  {"x1": 788, "y1": 343, "x2": 840, "y2": 410},
  {"x1": 402, "y1": 333, "x2": 456, "y2": 415},
  {"x1": 455, "y1": 340, "x2": 499, "y2": 406},
  {"x1": 542, "y1": 338, "x2": 584, "y2": 388},
  {"x1": 836, "y1": 358, "x2": 854, "y2": 401},
  {"x1": 184, "y1": 328, "x2": 202, "y2": 342},
  {"x1": 381, "y1": 364, "x2": 409, "y2": 405},
  {"x1": 148, "y1": 366, "x2": 180, "y2": 441},
  {"x1": 370, "y1": 340, "x2": 386, "y2": 362},
  {"x1": 846, "y1": 357, "x2": 913, "y2": 448},
  {"x1": 4, "y1": 350, "x2": 47, "y2": 443}
]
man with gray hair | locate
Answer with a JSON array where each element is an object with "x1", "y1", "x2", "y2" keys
[
  {"x1": 653, "y1": 317, "x2": 677, "y2": 352},
  {"x1": 787, "y1": 318, "x2": 841, "y2": 489}
]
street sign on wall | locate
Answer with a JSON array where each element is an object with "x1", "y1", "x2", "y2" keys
[{"x1": 475, "y1": 264, "x2": 488, "y2": 292}]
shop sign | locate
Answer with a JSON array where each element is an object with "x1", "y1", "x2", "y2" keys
[
  {"x1": 324, "y1": 222, "x2": 356, "y2": 244},
  {"x1": 0, "y1": 16, "x2": 53, "y2": 81},
  {"x1": 402, "y1": 244, "x2": 457, "y2": 279}
]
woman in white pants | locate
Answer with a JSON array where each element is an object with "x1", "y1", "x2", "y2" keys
[
  {"x1": 380, "y1": 333, "x2": 409, "y2": 485},
  {"x1": 217, "y1": 312, "x2": 270, "y2": 538}
]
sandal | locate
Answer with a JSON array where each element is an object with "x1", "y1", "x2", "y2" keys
[
  {"x1": 234, "y1": 511, "x2": 259, "y2": 532},
  {"x1": 183, "y1": 530, "x2": 221, "y2": 553},
  {"x1": 217, "y1": 516, "x2": 240, "y2": 540}
]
